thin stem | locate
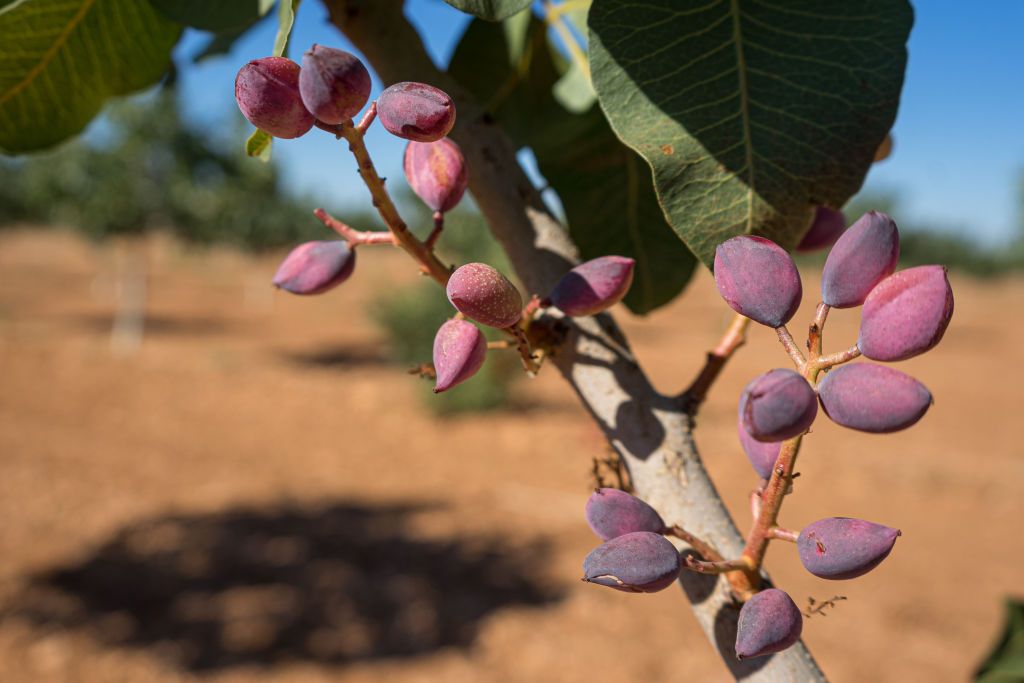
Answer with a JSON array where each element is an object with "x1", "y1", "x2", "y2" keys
[
  {"x1": 425, "y1": 211, "x2": 444, "y2": 250},
  {"x1": 816, "y1": 344, "x2": 861, "y2": 369},
  {"x1": 314, "y1": 208, "x2": 396, "y2": 245},
  {"x1": 324, "y1": 119, "x2": 453, "y2": 284},
  {"x1": 487, "y1": 340, "x2": 512, "y2": 350},
  {"x1": 507, "y1": 325, "x2": 540, "y2": 375},
  {"x1": 741, "y1": 435, "x2": 803, "y2": 573},
  {"x1": 664, "y1": 525, "x2": 724, "y2": 562},
  {"x1": 768, "y1": 527, "x2": 799, "y2": 543},
  {"x1": 356, "y1": 101, "x2": 377, "y2": 133},
  {"x1": 684, "y1": 555, "x2": 754, "y2": 575},
  {"x1": 749, "y1": 488, "x2": 763, "y2": 521},
  {"x1": 775, "y1": 325, "x2": 806, "y2": 369},
  {"x1": 679, "y1": 314, "x2": 750, "y2": 413},
  {"x1": 808, "y1": 303, "x2": 830, "y2": 361},
  {"x1": 542, "y1": 0, "x2": 591, "y2": 82}
]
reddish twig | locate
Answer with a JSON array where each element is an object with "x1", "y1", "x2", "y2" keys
[
  {"x1": 775, "y1": 325, "x2": 806, "y2": 369},
  {"x1": 425, "y1": 210, "x2": 444, "y2": 249},
  {"x1": 314, "y1": 208, "x2": 395, "y2": 245},
  {"x1": 679, "y1": 313, "x2": 750, "y2": 413}
]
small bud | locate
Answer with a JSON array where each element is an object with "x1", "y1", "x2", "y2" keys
[
  {"x1": 739, "y1": 369, "x2": 818, "y2": 442},
  {"x1": 548, "y1": 256, "x2": 636, "y2": 317},
  {"x1": 235, "y1": 57, "x2": 315, "y2": 139},
  {"x1": 821, "y1": 211, "x2": 900, "y2": 308},
  {"x1": 377, "y1": 82, "x2": 456, "y2": 142},
  {"x1": 403, "y1": 138, "x2": 468, "y2": 213},
  {"x1": 714, "y1": 236, "x2": 802, "y2": 328},
  {"x1": 858, "y1": 265, "x2": 954, "y2": 362},
  {"x1": 735, "y1": 589, "x2": 803, "y2": 659},
  {"x1": 737, "y1": 418, "x2": 781, "y2": 480},
  {"x1": 299, "y1": 44, "x2": 371, "y2": 124},
  {"x1": 446, "y1": 263, "x2": 522, "y2": 329},
  {"x1": 432, "y1": 319, "x2": 487, "y2": 393},
  {"x1": 797, "y1": 206, "x2": 846, "y2": 253},
  {"x1": 582, "y1": 531, "x2": 681, "y2": 593},
  {"x1": 585, "y1": 488, "x2": 665, "y2": 541},
  {"x1": 817, "y1": 363, "x2": 932, "y2": 433},
  {"x1": 798, "y1": 517, "x2": 900, "y2": 580},
  {"x1": 272, "y1": 241, "x2": 355, "y2": 295}
]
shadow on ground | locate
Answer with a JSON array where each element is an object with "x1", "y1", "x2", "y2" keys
[{"x1": 2, "y1": 501, "x2": 562, "y2": 672}]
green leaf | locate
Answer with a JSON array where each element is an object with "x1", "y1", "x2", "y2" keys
[
  {"x1": 534, "y1": 108, "x2": 697, "y2": 313},
  {"x1": 0, "y1": 0, "x2": 182, "y2": 154},
  {"x1": 450, "y1": 14, "x2": 696, "y2": 313},
  {"x1": 976, "y1": 600, "x2": 1024, "y2": 682},
  {"x1": 246, "y1": 128, "x2": 272, "y2": 161},
  {"x1": 443, "y1": 0, "x2": 532, "y2": 21},
  {"x1": 589, "y1": 0, "x2": 913, "y2": 267},
  {"x1": 148, "y1": 0, "x2": 273, "y2": 32},
  {"x1": 273, "y1": 0, "x2": 301, "y2": 57}
]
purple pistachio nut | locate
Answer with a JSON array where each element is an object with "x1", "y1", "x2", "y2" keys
[
  {"x1": 821, "y1": 211, "x2": 900, "y2": 308},
  {"x1": 446, "y1": 263, "x2": 522, "y2": 329},
  {"x1": 797, "y1": 517, "x2": 901, "y2": 580},
  {"x1": 585, "y1": 488, "x2": 665, "y2": 541},
  {"x1": 272, "y1": 240, "x2": 355, "y2": 294},
  {"x1": 432, "y1": 318, "x2": 487, "y2": 393},
  {"x1": 548, "y1": 256, "x2": 636, "y2": 317},
  {"x1": 817, "y1": 363, "x2": 932, "y2": 433},
  {"x1": 235, "y1": 57, "x2": 315, "y2": 139},
  {"x1": 735, "y1": 588, "x2": 803, "y2": 659},
  {"x1": 739, "y1": 369, "x2": 818, "y2": 442},
  {"x1": 377, "y1": 82, "x2": 456, "y2": 142},
  {"x1": 582, "y1": 531, "x2": 681, "y2": 593},
  {"x1": 403, "y1": 138, "x2": 468, "y2": 213},
  {"x1": 714, "y1": 236, "x2": 802, "y2": 327},
  {"x1": 858, "y1": 265, "x2": 954, "y2": 362},
  {"x1": 299, "y1": 44, "x2": 372, "y2": 124}
]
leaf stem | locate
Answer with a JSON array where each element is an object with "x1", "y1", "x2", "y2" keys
[{"x1": 542, "y1": 0, "x2": 591, "y2": 82}]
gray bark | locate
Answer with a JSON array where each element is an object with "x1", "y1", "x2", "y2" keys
[{"x1": 324, "y1": 2, "x2": 827, "y2": 679}]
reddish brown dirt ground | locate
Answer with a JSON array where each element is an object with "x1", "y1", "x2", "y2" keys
[{"x1": 0, "y1": 229, "x2": 1021, "y2": 682}]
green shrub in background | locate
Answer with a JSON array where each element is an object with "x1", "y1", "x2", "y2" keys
[{"x1": 371, "y1": 207, "x2": 522, "y2": 415}]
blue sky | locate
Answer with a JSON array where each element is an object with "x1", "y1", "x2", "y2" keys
[{"x1": 169, "y1": 0, "x2": 1023, "y2": 245}]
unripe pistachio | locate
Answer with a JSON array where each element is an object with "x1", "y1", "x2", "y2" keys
[
  {"x1": 377, "y1": 82, "x2": 456, "y2": 142},
  {"x1": 446, "y1": 263, "x2": 522, "y2": 329},
  {"x1": 858, "y1": 265, "x2": 954, "y2": 362},
  {"x1": 714, "y1": 235, "x2": 802, "y2": 327},
  {"x1": 548, "y1": 256, "x2": 636, "y2": 317},
  {"x1": 585, "y1": 488, "x2": 665, "y2": 541},
  {"x1": 582, "y1": 531, "x2": 681, "y2": 593},
  {"x1": 735, "y1": 589, "x2": 803, "y2": 659},
  {"x1": 798, "y1": 517, "x2": 901, "y2": 580},
  {"x1": 403, "y1": 138, "x2": 468, "y2": 213},
  {"x1": 272, "y1": 241, "x2": 355, "y2": 295},
  {"x1": 235, "y1": 57, "x2": 315, "y2": 139},
  {"x1": 299, "y1": 44, "x2": 371, "y2": 124},
  {"x1": 821, "y1": 211, "x2": 900, "y2": 308},
  {"x1": 797, "y1": 206, "x2": 846, "y2": 253},
  {"x1": 432, "y1": 319, "x2": 487, "y2": 393},
  {"x1": 739, "y1": 369, "x2": 818, "y2": 442}
]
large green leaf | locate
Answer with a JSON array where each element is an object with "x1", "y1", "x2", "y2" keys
[
  {"x1": 0, "y1": 0, "x2": 181, "y2": 154},
  {"x1": 589, "y1": 0, "x2": 913, "y2": 267},
  {"x1": 534, "y1": 108, "x2": 697, "y2": 313},
  {"x1": 443, "y1": 0, "x2": 532, "y2": 21},
  {"x1": 450, "y1": 13, "x2": 696, "y2": 313},
  {"x1": 148, "y1": 0, "x2": 273, "y2": 32}
]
